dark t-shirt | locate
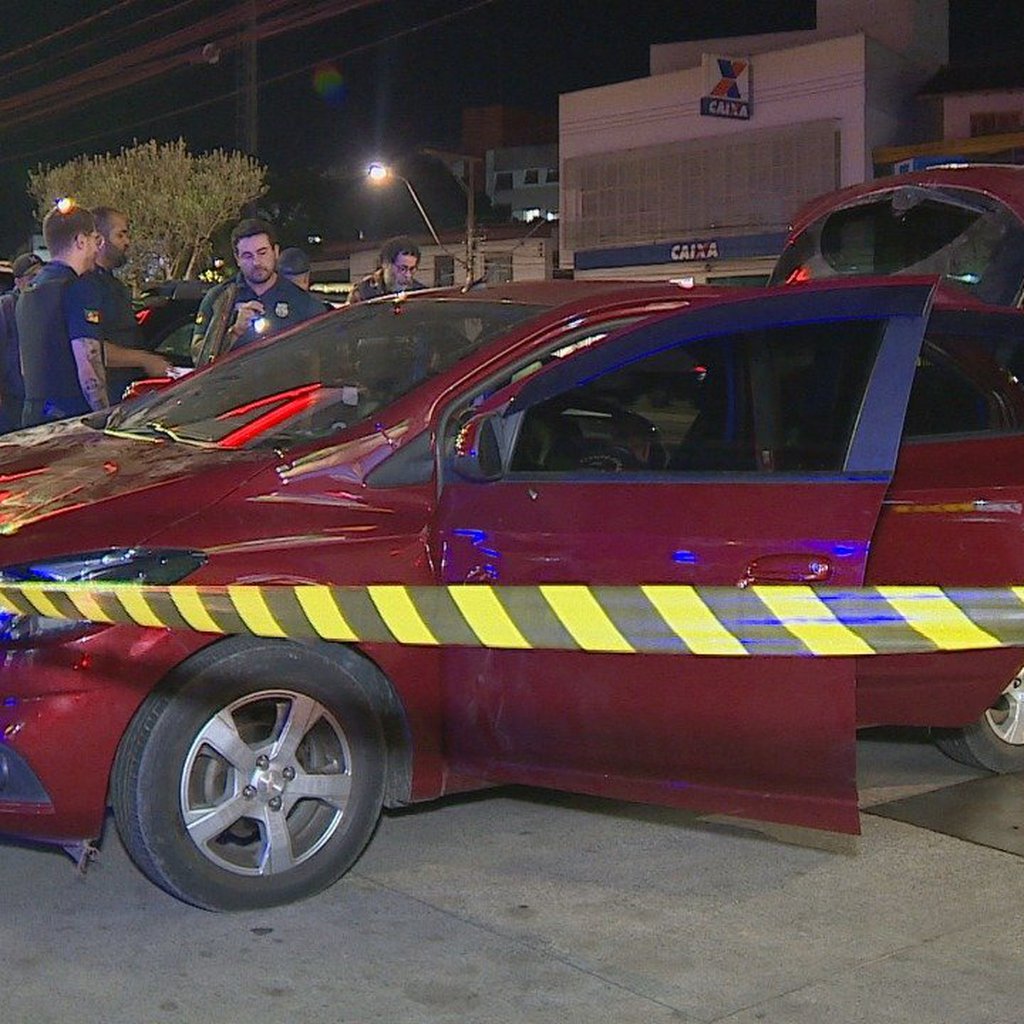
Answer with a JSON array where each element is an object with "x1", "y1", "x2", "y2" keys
[
  {"x1": 17, "y1": 262, "x2": 102, "y2": 425},
  {"x1": 78, "y1": 266, "x2": 142, "y2": 402}
]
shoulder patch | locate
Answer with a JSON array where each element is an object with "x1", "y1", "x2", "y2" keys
[{"x1": 84, "y1": 309, "x2": 102, "y2": 324}]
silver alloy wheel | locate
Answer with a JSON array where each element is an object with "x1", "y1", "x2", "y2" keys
[
  {"x1": 180, "y1": 689, "x2": 353, "y2": 876},
  {"x1": 983, "y1": 670, "x2": 1024, "y2": 746}
]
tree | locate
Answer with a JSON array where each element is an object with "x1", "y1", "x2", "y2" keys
[{"x1": 27, "y1": 139, "x2": 267, "y2": 288}]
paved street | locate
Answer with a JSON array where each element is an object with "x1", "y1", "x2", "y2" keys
[{"x1": 2, "y1": 729, "x2": 1021, "y2": 1024}]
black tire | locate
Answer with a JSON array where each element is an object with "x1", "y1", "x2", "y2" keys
[
  {"x1": 111, "y1": 638, "x2": 387, "y2": 910},
  {"x1": 933, "y1": 669, "x2": 1024, "y2": 773}
]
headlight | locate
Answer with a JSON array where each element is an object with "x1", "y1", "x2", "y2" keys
[{"x1": 0, "y1": 547, "x2": 207, "y2": 647}]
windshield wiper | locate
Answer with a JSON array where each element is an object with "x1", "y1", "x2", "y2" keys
[{"x1": 103, "y1": 420, "x2": 216, "y2": 447}]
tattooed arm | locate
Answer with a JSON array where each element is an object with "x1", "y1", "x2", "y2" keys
[{"x1": 70, "y1": 336, "x2": 109, "y2": 411}]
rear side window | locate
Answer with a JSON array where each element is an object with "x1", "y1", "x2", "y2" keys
[
  {"x1": 771, "y1": 186, "x2": 1024, "y2": 307},
  {"x1": 904, "y1": 329, "x2": 1024, "y2": 439}
]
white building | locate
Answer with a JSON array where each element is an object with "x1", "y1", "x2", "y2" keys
[
  {"x1": 486, "y1": 143, "x2": 559, "y2": 224},
  {"x1": 346, "y1": 224, "x2": 556, "y2": 289},
  {"x1": 559, "y1": 0, "x2": 949, "y2": 283}
]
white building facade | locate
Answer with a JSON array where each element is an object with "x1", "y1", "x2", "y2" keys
[
  {"x1": 486, "y1": 143, "x2": 559, "y2": 224},
  {"x1": 560, "y1": 0, "x2": 949, "y2": 283},
  {"x1": 347, "y1": 226, "x2": 555, "y2": 289}
]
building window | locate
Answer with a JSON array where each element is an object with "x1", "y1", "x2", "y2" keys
[
  {"x1": 970, "y1": 110, "x2": 1024, "y2": 137},
  {"x1": 484, "y1": 252, "x2": 513, "y2": 283},
  {"x1": 493, "y1": 171, "x2": 513, "y2": 191},
  {"x1": 546, "y1": 167, "x2": 559, "y2": 184},
  {"x1": 434, "y1": 254, "x2": 455, "y2": 287},
  {"x1": 523, "y1": 168, "x2": 540, "y2": 185},
  {"x1": 563, "y1": 119, "x2": 840, "y2": 251}
]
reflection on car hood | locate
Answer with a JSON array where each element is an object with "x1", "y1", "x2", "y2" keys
[{"x1": 0, "y1": 418, "x2": 270, "y2": 542}]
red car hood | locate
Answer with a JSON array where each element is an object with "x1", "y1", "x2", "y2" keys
[{"x1": 0, "y1": 419, "x2": 272, "y2": 560}]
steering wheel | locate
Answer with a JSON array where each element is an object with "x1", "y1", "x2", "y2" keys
[{"x1": 576, "y1": 441, "x2": 646, "y2": 472}]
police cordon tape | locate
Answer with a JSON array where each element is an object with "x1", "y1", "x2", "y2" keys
[{"x1": 3, "y1": 580, "x2": 1024, "y2": 656}]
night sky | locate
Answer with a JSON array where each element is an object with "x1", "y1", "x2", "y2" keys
[{"x1": 0, "y1": 0, "x2": 1019, "y2": 252}]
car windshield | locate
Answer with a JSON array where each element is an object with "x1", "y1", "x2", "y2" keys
[
  {"x1": 769, "y1": 185, "x2": 1024, "y2": 306},
  {"x1": 106, "y1": 297, "x2": 544, "y2": 448}
]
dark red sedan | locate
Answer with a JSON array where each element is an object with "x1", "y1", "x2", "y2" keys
[{"x1": 1, "y1": 275, "x2": 1023, "y2": 910}]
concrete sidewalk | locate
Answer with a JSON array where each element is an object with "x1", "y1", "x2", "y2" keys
[{"x1": 2, "y1": 732, "x2": 1020, "y2": 1024}]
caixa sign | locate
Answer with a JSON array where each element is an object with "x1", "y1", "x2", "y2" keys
[
  {"x1": 700, "y1": 54, "x2": 752, "y2": 120},
  {"x1": 671, "y1": 240, "x2": 720, "y2": 261}
]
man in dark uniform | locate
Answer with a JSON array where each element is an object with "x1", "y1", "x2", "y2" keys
[
  {"x1": 79, "y1": 206, "x2": 147, "y2": 403},
  {"x1": 191, "y1": 218, "x2": 326, "y2": 365},
  {"x1": 17, "y1": 201, "x2": 170, "y2": 427},
  {"x1": 347, "y1": 236, "x2": 427, "y2": 304}
]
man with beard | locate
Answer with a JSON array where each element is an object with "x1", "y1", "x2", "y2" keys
[
  {"x1": 82, "y1": 206, "x2": 155, "y2": 401},
  {"x1": 347, "y1": 236, "x2": 426, "y2": 304},
  {"x1": 18, "y1": 201, "x2": 170, "y2": 426},
  {"x1": 191, "y1": 218, "x2": 325, "y2": 364}
]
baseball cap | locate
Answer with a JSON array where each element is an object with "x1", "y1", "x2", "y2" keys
[
  {"x1": 11, "y1": 252, "x2": 43, "y2": 278},
  {"x1": 278, "y1": 247, "x2": 310, "y2": 276}
]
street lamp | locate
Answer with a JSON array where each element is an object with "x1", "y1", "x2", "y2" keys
[{"x1": 366, "y1": 162, "x2": 444, "y2": 250}]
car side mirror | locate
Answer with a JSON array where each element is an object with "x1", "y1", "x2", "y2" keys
[{"x1": 451, "y1": 413, "x2": 503, "y2": 482}]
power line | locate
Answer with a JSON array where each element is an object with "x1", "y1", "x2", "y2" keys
[
  {"x1": 0, "y1": 0, "x2": 500, "y2": 166},
  {"x1": 0, "y1": 0, "x2": 151, "y2": 69},
  {"x1": 0, "y1": 0, "x2": 379, "y2": 131}
]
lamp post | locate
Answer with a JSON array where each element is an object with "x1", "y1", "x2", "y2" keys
[{"x1": 366, "y1": 162, "x2": 445, "y2": 250}]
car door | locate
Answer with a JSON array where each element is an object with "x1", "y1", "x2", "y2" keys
[{"x1": 434, "y1": 280, "x2": 935, "y2": 834}]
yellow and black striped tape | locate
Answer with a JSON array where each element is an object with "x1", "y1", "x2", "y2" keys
[{"x1": 2, "y1": 581, "x2": 1024, "y2": 656}]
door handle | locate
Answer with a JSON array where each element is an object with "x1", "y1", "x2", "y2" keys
[{"x1": 739, "y1": 554, "x2": 833, "y2": 588}]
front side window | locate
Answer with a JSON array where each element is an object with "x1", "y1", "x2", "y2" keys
[
  {"x1": 770, "y1": 185, "x2": 1024, "y2": 307},
  {"x1": 509, "y1": 321, "x2": 884, "y2": 475}
]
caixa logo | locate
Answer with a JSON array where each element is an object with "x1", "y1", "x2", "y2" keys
[{"x1": 671, "y1": 240, "x2": 719, "y2": 261}]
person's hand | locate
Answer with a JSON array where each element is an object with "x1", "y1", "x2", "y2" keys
[
  {"x1": 141, "y1": 352, "x2": 173, "y2": 377},
  {"x1": 230, "y1": 300, "x2": 264, "y2": 338}
]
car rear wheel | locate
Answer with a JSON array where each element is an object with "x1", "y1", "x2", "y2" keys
[
  {"x1": 933, "y1": 668, "x2": 1024, "y2": 773},
  {"x1": 111, "y1": 640, "x2": 387, "y2": 910}
]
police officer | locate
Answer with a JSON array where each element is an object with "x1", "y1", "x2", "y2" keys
[
  {"x1": 17, "y1": 201, "x2": 170, "y2": 427},
  {"x1": 80, "y1": 206, "x2": 147, "y2": 402},
  {"x1": 278, "y1": 246, "x2": 312, "y2": 291},
  {"x1": 0, "y1": 252, "x2": 43, "y2": 432},
  {"x1": 279, "y1": 246, "x2": 333, "y2": 310},
  {"x1": 191, "y1": 218, "x2": 325, "y2": 365}
]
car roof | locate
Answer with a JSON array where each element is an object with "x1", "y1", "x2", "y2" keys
[{"x1": 389, "y1": 278, "x2": 737, "y2": 313}]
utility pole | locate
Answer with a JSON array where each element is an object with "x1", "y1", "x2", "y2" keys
[
  {"x1": 236, "y1": 0, "x2": 258, "y2": 155},
  {"x1": 464, "y1": 157, "x2": 476, "y2": 283},
  {"x1": 421, "y1": 148, "x2": 482, "y2": 285}
]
